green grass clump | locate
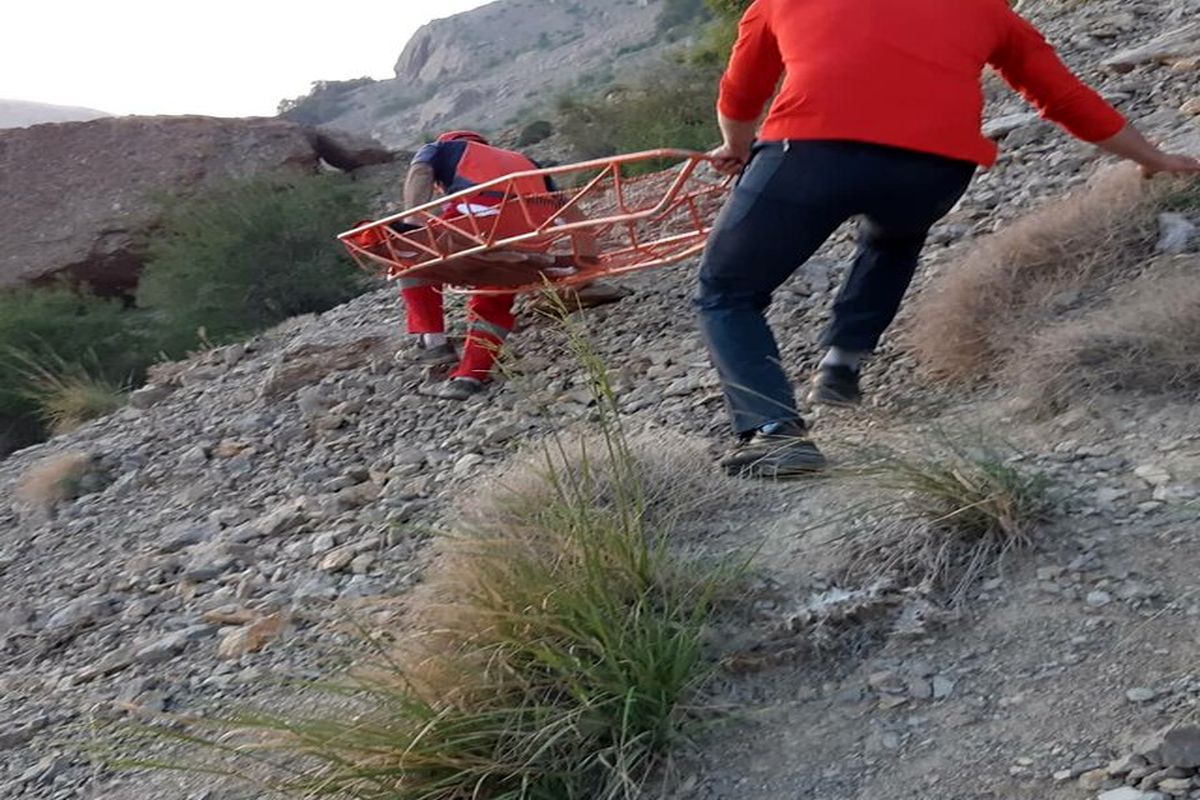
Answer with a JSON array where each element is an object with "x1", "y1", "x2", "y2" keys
[
  {"x1": 0, "y1": 287, "x2": 138, "y2": 423},
  {"x1": 846, "y1": 436, "x2": 1051, "y2": 603},
  {"x1": 8, "y1": 348, "x2": 128, "y2": 434}
]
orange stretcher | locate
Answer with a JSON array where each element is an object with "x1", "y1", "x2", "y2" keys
[{"x1": 337, "y1": 149, "x2": 733, "y2": 295}]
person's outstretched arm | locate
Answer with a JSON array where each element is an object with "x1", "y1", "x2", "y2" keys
[
  {"x1": 993, "y1": 7, "x2": 1200, "y2": 176},
  {"x1": 1095, "y1": 125, "x2": 1200, "y2": 176}
]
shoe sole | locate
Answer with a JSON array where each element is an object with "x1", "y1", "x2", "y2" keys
[
  {"x1": 721, "y1": 458, "x2": 828, "y2": 479},
  {"x1": 806, "y1": 387, "x2": 862, "y2": 408}
]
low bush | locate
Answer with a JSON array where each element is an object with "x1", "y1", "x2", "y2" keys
[
  {"x1": 553, "y1": 0, "x2": 749, "y2": 167},
  {"x1": 556, "y1": 67, "x2": 722, "y2": 168},
  {"x1": 1016, "y1": 267, "x2": 1200, "y2": 413},
  {"x1": 906, "y1": 165, "x2": 1161, "y2": 381},
  {"x1": 277, "y1": 77, "x2": 376, "y2": 125},
  {"x1": 657, "y1": 0, "x2": 712, "y2": 37},
  {"x1": 516, "y1": 119, "x2": 553, "y2": 147},
  {"x1": 137, "y1": 173, "x2": 371, "y2": 354},
  {"x1": 15, "y1": 451, "x2": 98, "y2": 514},
  {"x1": 7, "y1": 349, "x2": 128, "y2": 434},
  {"x1": 0, "y1": 286, "x2": 141, "y2": 432}
]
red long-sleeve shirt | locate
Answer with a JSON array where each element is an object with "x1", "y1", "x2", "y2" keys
[{"x1": 718, "y1": 0, "x2": 1127, "y2": 167}]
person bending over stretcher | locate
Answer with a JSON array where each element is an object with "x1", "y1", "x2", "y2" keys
[{"x1": 399, "y1": 130, "x2": 611, "y2": 400}]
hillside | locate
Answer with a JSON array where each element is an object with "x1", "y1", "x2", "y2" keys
[
  {"x1": 5, "y1": 1, "x2": 1200, "y2": 798},
  {"x1": 0, "y1": 99, "x2": 109, "y2": 129},
  {"x1": 280, "y1": 0, "x2": 685, "y2": 149}
]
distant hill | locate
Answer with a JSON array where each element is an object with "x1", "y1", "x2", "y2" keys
[
  {"x1": 280, "y1": 0, "x2": 702, "y2": 150},
  {"x1": 0, "y1": 99, "x2": 111, "y2": 129}
]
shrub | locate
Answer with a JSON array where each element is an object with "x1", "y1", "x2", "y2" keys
[
  {"x1": 557, "y1": 66, "x2": 722, "y2": 168},
  {"x1": 705, "y1": 0, "x2": 751, "y2": 18},
  {"x1": 906, "y1": 165, "x2": 1159, "y2": 381},
  {"x1": 136, "y1": 173, "x2": 372, "y2": 353},
  {"x1": 657, "y1": 0, "x2": 712, "y2": 36},
  {"x1": 277, "y1": 77, "x2": 375, "y2": 125},
  {"x1": 0, "y1": 286, "x2": 141, "y2": 425},
  {"x1": 1016, "y1": 267, "x2": 1200, "y2": 413},
  {"x1": 8, "y1": 348, "x2": 128, "y2": 434},
  {"x1": 516, "y1": 119, "x2": 554, "y2": 147}
]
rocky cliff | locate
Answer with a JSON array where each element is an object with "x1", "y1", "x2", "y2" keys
[
  {"x1": 282, "y1": 0, "x2": 671, "y2": 149},
  {"x1": 0, "y1": 116, "x2": 392, "y2": 294}
]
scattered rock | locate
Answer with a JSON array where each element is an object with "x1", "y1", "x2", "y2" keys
[
  {"x1": 1134, "y1": 464, "x2": 1172, "y2": 487},
  {"x1": 216, "y1": 614, "x2": 288, "y2": 660},
  {"x1": 1106, "y1": 23, "x2": 1200, "y2": 72},
  {"x1": 1160, "y1": 726, "x2": 1200, "y2": 769},
  {"x1": 1080, "y1": 768, "x2": 1110, "y2": 790},
  {"x1": 128, "y1": 384, "x2": 175, "y2": 410},
  {"x1": 133, "y1": 631, "x2": 190, "y2": 664},
  {"x1": 1157, "y1": 213, "x2": 1196, "y2": 254},
  {"x1": 1127, "y1": 687, "x2": 1158, "y2": 703},
  {"x1": 1110, "y1": 754, "x2": 1150, "y2": 777},
  {"x1": 984, "y1": 112, "x2": 1041, "y2": 139},
  {"x1": 1098, "y1": 789, "x2": 1160, "y2": 800},
  {"x1": 319, "y1": 546, "x2": 356, "y2": 573}
]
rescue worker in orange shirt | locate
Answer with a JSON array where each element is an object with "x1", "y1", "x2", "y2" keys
[{"x1": 399, "y1": 131, "x2": 600, "y2": 400}]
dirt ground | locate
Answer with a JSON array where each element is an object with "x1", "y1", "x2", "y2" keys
[{"x1": 677, "y1": 394, "x2": 1200, "y2": 800}]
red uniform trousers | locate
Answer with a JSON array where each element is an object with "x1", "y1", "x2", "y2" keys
[
  {"x1": 401, "y1": 282, "x2": 515, "y2": 380},
  {"x1": 401, "y1": 196, "x2": 560, "y2": 380}
]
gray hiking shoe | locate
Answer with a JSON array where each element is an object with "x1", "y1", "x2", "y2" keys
[
  {"x1": 719, "y1": 420, "x2": 828, "y2": 479},
  {"x1": 398, "y1": 341, "x2": 457, "y2": 366},
  {"x1": 436, "y1": 377, "x2": 487, "y2": 401},
  {"x1": 807, "y1": 365, "x2": 862, "y2": 407}
]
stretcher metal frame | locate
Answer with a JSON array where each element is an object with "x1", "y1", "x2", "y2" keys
[{"x1": 337, "y1": 149, "x2": 732, "y2": 296}]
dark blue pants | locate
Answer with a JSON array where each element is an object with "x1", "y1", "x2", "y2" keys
[{"x1": 697, "y1": 140, "x2": 975, "y2": 434}]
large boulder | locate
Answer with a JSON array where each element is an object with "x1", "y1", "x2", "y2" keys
[{"x1": 0, "y1": 116, "x2": 390, "y2": 294}]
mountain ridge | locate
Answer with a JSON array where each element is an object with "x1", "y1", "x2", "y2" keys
[
  {"x1": 280, "y1": 0, "x2": 686, "y2": 149},
  {"x1": 0, "y1": 99, "x2": 110, "y2": 129}
]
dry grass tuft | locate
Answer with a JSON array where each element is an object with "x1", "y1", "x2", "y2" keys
[
  {"x1": 908, "y1": 165, "x2": 1160, "y2": 381},
  {"x1": 1015, "y1": 268, "x2": 1200, "y2": 414},
  {"x1": 15, "y1": 451, "x2": 95, "y2": 511},
  {"x1": 843, "y1": 438, "x2": 1050, "y2": 604},
  {"x1": 457, "y1": 430, "x2": 740, "y2": 543}
]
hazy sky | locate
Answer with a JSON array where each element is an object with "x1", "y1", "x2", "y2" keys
[{"x1": 1, "y1": 0, "x2": 494, "y2": 117}]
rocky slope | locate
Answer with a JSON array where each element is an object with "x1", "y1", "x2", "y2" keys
[
  {"x1": 282, "y1": 0, "x2": 673, "y2": 149},
  {"x1": 0, "y1": 100, "x2": 109, "y2": 129},
  {"x1": 5, "y1": 1, "x2": 1200, "y2": 799}
]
